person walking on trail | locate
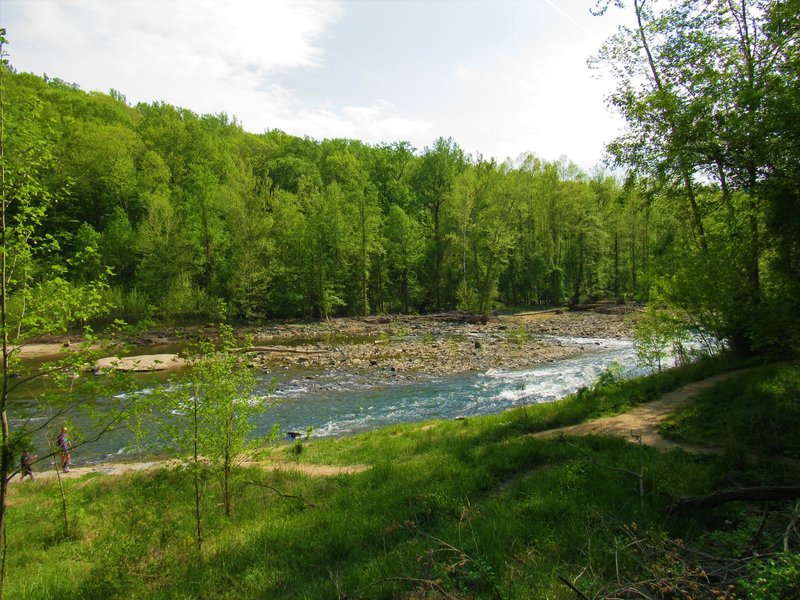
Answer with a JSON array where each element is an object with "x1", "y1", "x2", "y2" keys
[
  {"x1": 56, "y1": 426, "x2": 72, "y2": 472},
  {"x1": 20, "y1": 449, "x2": 36, "y2": 481}
]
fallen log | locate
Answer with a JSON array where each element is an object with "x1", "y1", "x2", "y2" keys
[
  {"x1": 410, "y1": 312, "x2": 489, "y2": 324},
  {"x1": 242, "y1": 346, "x2": 329, "y2": 355},
  {"x1": 672, "y1": 486, "x2": 800, "y2": 511}
]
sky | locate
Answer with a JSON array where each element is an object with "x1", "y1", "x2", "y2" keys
[{"x1": 1, "y1": 0, "x2": 633, "y2": 169}]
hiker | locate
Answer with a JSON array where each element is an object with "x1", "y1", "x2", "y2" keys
[
  {"x1": 20, "y1": 449, "x2": 36, "y2": 481},
  {"x1": 56, "y1": 426, "x2": 72, "y2": 472}
]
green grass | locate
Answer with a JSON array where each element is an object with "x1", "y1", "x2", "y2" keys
[
  {"x1": 6, "y1": 355, "x2": 800, "y2": 599},
  {"x1": 660, "y1": 360, "x2": 800, "y2": 460}
]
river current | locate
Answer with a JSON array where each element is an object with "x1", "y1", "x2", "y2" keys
[{"x1": 14, "y1": 335, "x2": 649, "y2": 465}]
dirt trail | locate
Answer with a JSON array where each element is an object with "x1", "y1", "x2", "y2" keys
[
  {"x1": 13, "y1": 457, "x2": 369, "y2": 485},
  {"x1": 532, "y1": 372, "x2": 738, "y2": 452}
]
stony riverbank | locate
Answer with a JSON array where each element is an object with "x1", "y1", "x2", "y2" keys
[
  {"x1": 246, "y1": 308, "x2": 637, "y2": 376},
  {"x1": 18, "y1": 307, "x2": 639, "y2": 377}
]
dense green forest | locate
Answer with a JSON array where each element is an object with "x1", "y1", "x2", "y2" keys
[
  {"x1": 3, "y1": 1, "x2": 799, "y2": 359},
  {"x1": 3, "y1": 68, "x2": 666, "y2": 322}
]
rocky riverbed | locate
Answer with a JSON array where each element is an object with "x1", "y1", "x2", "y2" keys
[
  {"x1": 19, "y1": 308, "x2": 639, "y2": 377},
  {"x1": 245, "y1": 308, "x2": 638, "y2": 377}
]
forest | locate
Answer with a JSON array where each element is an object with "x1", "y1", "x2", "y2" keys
[{"x1": 4, "y1": 68, "x2": 663, "y2": 321}]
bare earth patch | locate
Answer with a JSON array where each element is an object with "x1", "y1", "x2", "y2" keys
[
  {"x1": 14, "y1": 457, "x2": 369, "y2": 484},
  {"x1": 94, "y1": 353, "x2": 187, "y2": 372}
]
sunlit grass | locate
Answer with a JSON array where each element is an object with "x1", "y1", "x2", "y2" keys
[{"x1": 660, "y1": 360, "x2": 800, "y2": 460}]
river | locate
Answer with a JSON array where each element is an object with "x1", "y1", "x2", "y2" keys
[{"x1": 12, "y1": 335, "x2": 648, "y2": 465}]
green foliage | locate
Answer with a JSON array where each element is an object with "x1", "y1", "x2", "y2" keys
[
  {"x1": 3, "y1": 3, "x2": 798, "y2": 357},
  {"x1": 632, "y1": 304, "x2": 691, "y2": 372},
  {"x1": 0, "y1": 63, "x2": 698, "y2": 322},
  {"x1": 506, "y1": 323, "x2": 528, "y2": 346},
  {"x1": 594, "y1": 360, "x2": 623, "y2": 388},
  {"x1": 740, "y1": 553, "x2": 800, "y2": 600},
  {"x1": 594, "y1": 0, "x2": 800, "y2": 355},
  {"x1": 0, "y1": 30, "x2": 146, "y2": 593},
  {"x1": 155, "y1": 324, "x2": 266, "y2": 519}
]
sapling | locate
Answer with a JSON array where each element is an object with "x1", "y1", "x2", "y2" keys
[{"x1": 155, "y1": 324, "x2": 268, "y2": 552}]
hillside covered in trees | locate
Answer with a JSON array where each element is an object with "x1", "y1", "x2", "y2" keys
[
  {"x1": 4, "y1": 69, "x2": 670, "y2": 320},
  {"x1": 2, "y1": 1, "x2": 800, "y2": 597}
]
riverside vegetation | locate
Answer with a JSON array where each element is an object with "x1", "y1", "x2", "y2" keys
[{"x1": 6, "y1": 357, "x2": 800, "y2": 599}]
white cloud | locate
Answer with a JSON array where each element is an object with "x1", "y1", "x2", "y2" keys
[
  {"x1": 5, "y1": 0, "x2": 342, "y2": 123},
  {"x1": 5, "y1": 0, "x2": 433, "y2": 146},
  {"x1": 3, "y1": 0, "x2": 631, "y2": 167},
  {"x1": 428, "y1": 31, "x2": 626, "y2": 168}
]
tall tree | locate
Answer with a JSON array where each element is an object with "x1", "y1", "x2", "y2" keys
[
  {"x1": 594, "y1": 0, "x2": 800, "y2": 353},
  {"x1": 411, "y1": 137, "x2": 466, "y2": 311},
  {"x1": 0, "y1": 31, "x2": 120, "y2": 595}
]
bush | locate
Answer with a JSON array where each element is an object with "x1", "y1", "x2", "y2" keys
[{"x1": 740, "y1": 553, "x2": 800, "y2": 599}]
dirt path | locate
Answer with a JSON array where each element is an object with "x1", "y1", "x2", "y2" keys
[
  {"x1": 532, "y1": 372, "x2": 739, "y2": 453},
  {"x1": 13, "y1": 457, "x2": 370, "y2": 485}
]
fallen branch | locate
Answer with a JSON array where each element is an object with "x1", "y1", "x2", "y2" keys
[
  {"x1": 341, "y1": 576, "x2": 463, "y2": 600},
  {"x1": 672, "y1": 486, "x2": 800, "y2": 511},
  {"x1": 557, "y1": 575, "x2": 591, "y2": 600},
  {"x1": 239, "y1": 481, "x2": 316, "y2": 508},
  {"x1": 241, "y1": 346, "x2": 329, "y2": 355},
  {"x1": 562, "y1": 434, "x2": 646, "y2": 505},
  {"x1": 784, "y1": 500, "x2": 800, "y2": 552}
]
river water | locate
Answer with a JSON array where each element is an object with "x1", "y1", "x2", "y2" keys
[{"x1": 13, "y1": 335, "x2": 649, "y2": 465}]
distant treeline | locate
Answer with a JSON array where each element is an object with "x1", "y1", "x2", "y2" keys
[{"x1": 3, "y1": 68, "x2": 681, "y2": 323}]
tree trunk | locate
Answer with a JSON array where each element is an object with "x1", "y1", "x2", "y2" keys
[
  {"x1": 223, "y1": 418, "x2": 232, "y2": 518},
  {"x1": 673, "y1": 486, "x2": 800, "y2": 511},
  {"x1": 0, "y1": 42, "x2": 9, "y2": 595}
]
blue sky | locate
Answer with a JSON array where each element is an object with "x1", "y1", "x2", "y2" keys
[{"x1": 2, "y1": 0, "x2": 632, "y2": 168}]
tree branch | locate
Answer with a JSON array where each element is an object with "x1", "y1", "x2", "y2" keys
[
  {"x1": 238, "y1": 480, "x2": 316, "y2": 508},
  {"x1": 557, "y1": 575, "x2": 591, "y2": 599},
  {"x1": 672, "y1": 487, "x2": 800, "y2": 511},
  {"x1": 341, "y1": 576, "x2": 463, "y2": 600}
]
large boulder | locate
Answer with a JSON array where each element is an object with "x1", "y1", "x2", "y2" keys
[{"x1": 94, "y1": 354, "x2": 187, "y2": 373}]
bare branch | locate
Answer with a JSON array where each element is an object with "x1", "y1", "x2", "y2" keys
[
  {"x1": 238, "y1": 480, "x2": 316, "y2": 508},
  {"x1": 557, "y1": 574, "x2": 591, "y2": 600}
]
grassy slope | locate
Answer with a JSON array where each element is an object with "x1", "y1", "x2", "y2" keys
[
  {"x1": 8, "y1": 357, "x2": 800, "y2": 599},
  {"x1": 660, "y1": 361, "x2": 800, "y2": 460}
]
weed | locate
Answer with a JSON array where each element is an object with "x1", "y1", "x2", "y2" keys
[
  {"x1": 390, "y1": 318, "x2": 410, "y2": 338},
  {"x1": 506, "y1": 324, "x2": 528, "y2": 345},
  {"x1": 741, "y1": 553, "x2": 800, "y2": 599}
]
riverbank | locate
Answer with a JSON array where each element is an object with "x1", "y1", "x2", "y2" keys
[
  {"x1": 16, "y1": 307, "x2": 637, "y2": 376},
  {"x1": 8, "y1": 358, "x2": 796, "y2": 600},
  {"x1": 12, "y1": 367, "x2": 734, "y2": 485},
  {"x1": 246, "y1": 308, "x2": 637, "y2": 376}
]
